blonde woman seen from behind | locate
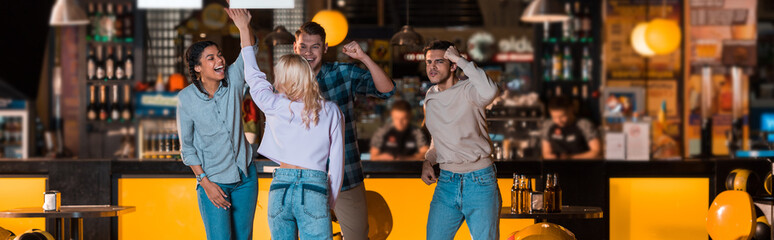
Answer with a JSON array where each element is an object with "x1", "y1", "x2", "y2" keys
[{"x1": 242, "y1": 47, "x2": 344, "y2": 239}]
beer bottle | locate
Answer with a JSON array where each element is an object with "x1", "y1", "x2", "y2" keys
[
  {"x1": 511, "y1": 173, "x2": 519, "y2": 213},
  {"x1": 544, "y1": 173, "x2": 555, "y2": 212},
  {"x1": 554, "y1": 173, "x2": 563, "y2": 212},
  {"x1": 522, "y1": 176, "x2": 532, "y2": 213}
]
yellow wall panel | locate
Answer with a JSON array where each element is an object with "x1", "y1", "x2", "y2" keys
[
  {"x1": 610, "y1": 178, "x2": 709, "y2": 240},
  {"x1": 119, "y1": 177, "x2": 532, "y2": 240},
  {"x1": 0, "y1": 178, "x2": 46, "y2": 235}
]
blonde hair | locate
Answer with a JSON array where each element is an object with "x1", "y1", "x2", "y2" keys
[{"x1": 273, "y1": 54, "x2": 325, "y2": 129}]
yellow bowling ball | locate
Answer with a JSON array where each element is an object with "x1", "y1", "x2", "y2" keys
[
  {"x1": 707, "y1": 190, "x2": 756, "y2": 240},
  {"x1": 507, "y1": 222, "x2": 576, "y2": 240},
  {"x1": 727, "y1": 169, "x2": 760, "y2": 195}
]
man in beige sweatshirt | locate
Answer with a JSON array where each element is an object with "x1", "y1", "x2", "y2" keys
[{"x1": 420, "y1": 40, "x2": 501, "y2": 240}]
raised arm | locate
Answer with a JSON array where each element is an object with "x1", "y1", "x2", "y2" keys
[
  {"x1": 328, "y1": 105, "x2": 345, "y2": 208},
  {"x1": 341, "y1": 41, "x2": 394, "y2": 93},
  {"x1": 241, "y1": 46, "x2": 282, "y2": 115},
  {"x1": 224, "y1": 8, "x2": 256, "y2": 88},
  {"x1": 444, "y1": 46, "x2": 499, "y2": 107}
]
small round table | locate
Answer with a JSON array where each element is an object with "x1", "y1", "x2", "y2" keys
[
  {"x1": 0, "y1": 205, "x2": 135, "y2": 240},
  {"x1": 500, "y1": 205, "x2": 603, "y2": 221}
]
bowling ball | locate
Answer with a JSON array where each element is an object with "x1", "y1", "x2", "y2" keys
[
  {"x1": 707, "y1": 190, "x2": 756, "y2": 240},
  {"x1": 727, "y1": 169, "x2": 760, "y2": 195}
]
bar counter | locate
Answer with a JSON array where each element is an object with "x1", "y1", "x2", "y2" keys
[{"x1": 0, "y1": 157, "x2": 769, "y2": 239}]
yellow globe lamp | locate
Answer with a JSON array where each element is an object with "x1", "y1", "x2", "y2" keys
[
  {"x1": 645, "y1": 18, "x2": 682, "y2": 55},
  {"x1": 312, "y1": 10, "x2": 349, "y2": 47},
  {"x1": 631, "y1": 22, "x2": 655, "y2": 57}
]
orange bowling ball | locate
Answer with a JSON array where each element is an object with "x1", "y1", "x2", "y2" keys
[{"x1": 707, "y1": 190, "x2": 756, "y2": 240}]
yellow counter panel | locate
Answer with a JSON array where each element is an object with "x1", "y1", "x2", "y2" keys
[
  {"x1": 0, "y1": 177, "x2": 46, "y2": 235},
  {"x1": 610, "y1": 178, "x2": 709, "y2": 240},
  {"x1": 118, "y1": 177, "x2": 532, "y2": 239}
]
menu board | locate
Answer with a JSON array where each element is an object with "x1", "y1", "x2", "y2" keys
[{"x1": 684, "y1": 0, "x2": 756, "y2": 156}]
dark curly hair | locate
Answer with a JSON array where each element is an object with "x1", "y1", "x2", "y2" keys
[{"x1": 185, "y1": 41, "x2": 228, "y2": 95}]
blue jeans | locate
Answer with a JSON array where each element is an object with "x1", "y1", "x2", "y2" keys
[
  {"x1": 197, "y1": 163, "x2": 259, "y2": 240},
  {"x1": 268, "y1": 168, "x2": 332, "y2": 240},
  {"x1": 427, "y1": 165, "x2": 501, "y2": 240}
]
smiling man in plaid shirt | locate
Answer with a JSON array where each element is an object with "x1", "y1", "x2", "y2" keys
[{"x1": 294, "y1": 22, "x2": 395, "y2": 239}]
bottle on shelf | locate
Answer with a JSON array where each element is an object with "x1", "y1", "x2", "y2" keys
[
  {"x1": 87, "y1": 85, "x2": 97, "y2": 121},
  {"x1": 581, "y1": 5, "x2": 592, "y2": 42},
  {"x1": 511, "y1": 173, "x2": 520, "y2": 213},
  {"x1": 96, "y1": 45, "x2": 106, "y2": 81},
  {"x1": 123, "y1": 3, "x2": 134, "y2": 42},
  {"x1": 562, "y1": 45, "x2": 573, "y2": 81},
  {"x1": 554, "y1": 173, "x2": 563, "y2": 212},
  {"x1": 98, "y1": 85, "x2": 108, "y2": 121},
  {"x1": 114, "y1": 4, "x2": 124, "y2": 42},
  {"x1": 104, "y1": 3, "x2": 116, "y2": 42},
  {"x1": 573, "y1": 1, "x2": 582, "y2": 42},
  {"x1": 544, "y1": 173, "x2": 556, "y2": 212},
  {"x1": 86, "y1": 3, "x2": 95, "y2": 41},
  {"x1": 111, "y1": 85, "x2": 121, "y2": 122},
  {"x1": 125, "y1": 47, "x2": 134, "y2": 80},
  {"x1": 121, "y1": 85, "x2": 133, "y2": 121},
  {"x1": 115, "y1": 46, "x2": 126, "y2": 80},
  {"x1": 0, "y1": 119, "x2": 5, "y2": 145},
  {"x1": 542, "y1": 22, "x2": 552, "y2": 82},
  {"x1": 562, "y1": 2, "x2": 575, "y2": 43},
  {"x1": 521, "y1": 176, "x2": 532, "y2": 213},
  {"x1": 87, "y1": 46, "x2": 96, "y2": 80},
  {"x1": 94, "y1": 3, "x2": 104, "y2": 42},
  {"x1": 552, "y1": 45, "x2": 562, "y2": 82},
  {"x1": 581, "y1": 46, "x2": 592, "y2": 82},
  {"x1": 155, "y1": 72, "x2": 165, "y2": 92},
  {"x1": 105, "y1": 46, "x2": 116, "y2": 80}
]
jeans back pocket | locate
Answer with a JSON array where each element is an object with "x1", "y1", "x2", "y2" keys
[
  {"x1": 268, "y1": 183, "x2": 291, "y2": 218},
  {"x1": 301, "y1": 183, "x2": 329, "y2": 219}
]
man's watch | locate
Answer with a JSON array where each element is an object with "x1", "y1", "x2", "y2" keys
[{"x1": 196, "y1": 173, "x2": 207, "y2": 182}]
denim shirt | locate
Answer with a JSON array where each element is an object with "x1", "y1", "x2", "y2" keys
[{"x1": 176, "y1": 45, "x2": 256, "y2": 184}]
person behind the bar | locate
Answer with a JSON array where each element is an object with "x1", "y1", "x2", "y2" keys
[
  {"x1": 420, "y1": 40, "x2": 501, "y2": 239},
  {"x1": 242, "y1": 44, "x2": 344, "y2": 237},
  {"x1": 540, "y1": 96, "x2": 601, "y2": 159},
  {"x1": 176, "y1": 8, "x2": 257, "y2": 240},
  {"x1": 370, "y1": 100, "x2": 428, "y2": 160},
  {"x1": 294, "y1": 21, "x2": 395, "y2": 239}
]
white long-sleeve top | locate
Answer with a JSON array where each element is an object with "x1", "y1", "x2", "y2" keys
[{"x1": 241, "y1": 46, "x2": 345, "y2": 208}]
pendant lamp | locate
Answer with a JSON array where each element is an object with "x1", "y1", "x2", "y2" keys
[
  {"x1": 390, "y1": 0, "x2": 423, "y2": 46},
  {"x1": 520, "y1": 0, "x2": 569, "y2": 23},
  {"x1": 312, "y1": 0, "x2": 348, "y2": 47},
  {"x1": 264, "y1": 26, "x2": 295, "y2": 46},
  {"x1": 50, "y1": 0, "x2": 89, "y2": 26}
]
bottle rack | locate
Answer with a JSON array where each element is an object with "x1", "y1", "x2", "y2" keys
[
  {"x1": 79, "y1": 0, "x2": 143, "y2": 159},
  {"x1": 535, "y1": 0, "x2": 601, "y2": 122}
]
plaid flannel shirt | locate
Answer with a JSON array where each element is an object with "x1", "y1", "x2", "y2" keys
[{"x1": 316, "y1": 62, "x2": 395, "y2": 191}]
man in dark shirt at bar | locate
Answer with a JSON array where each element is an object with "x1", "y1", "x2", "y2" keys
[
  {"x1": 540, "y1": 97, "x2": 601, "y2": 159},
  {"x1": 370, "y1": 100, "x2": 428, "y2": 160}
]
